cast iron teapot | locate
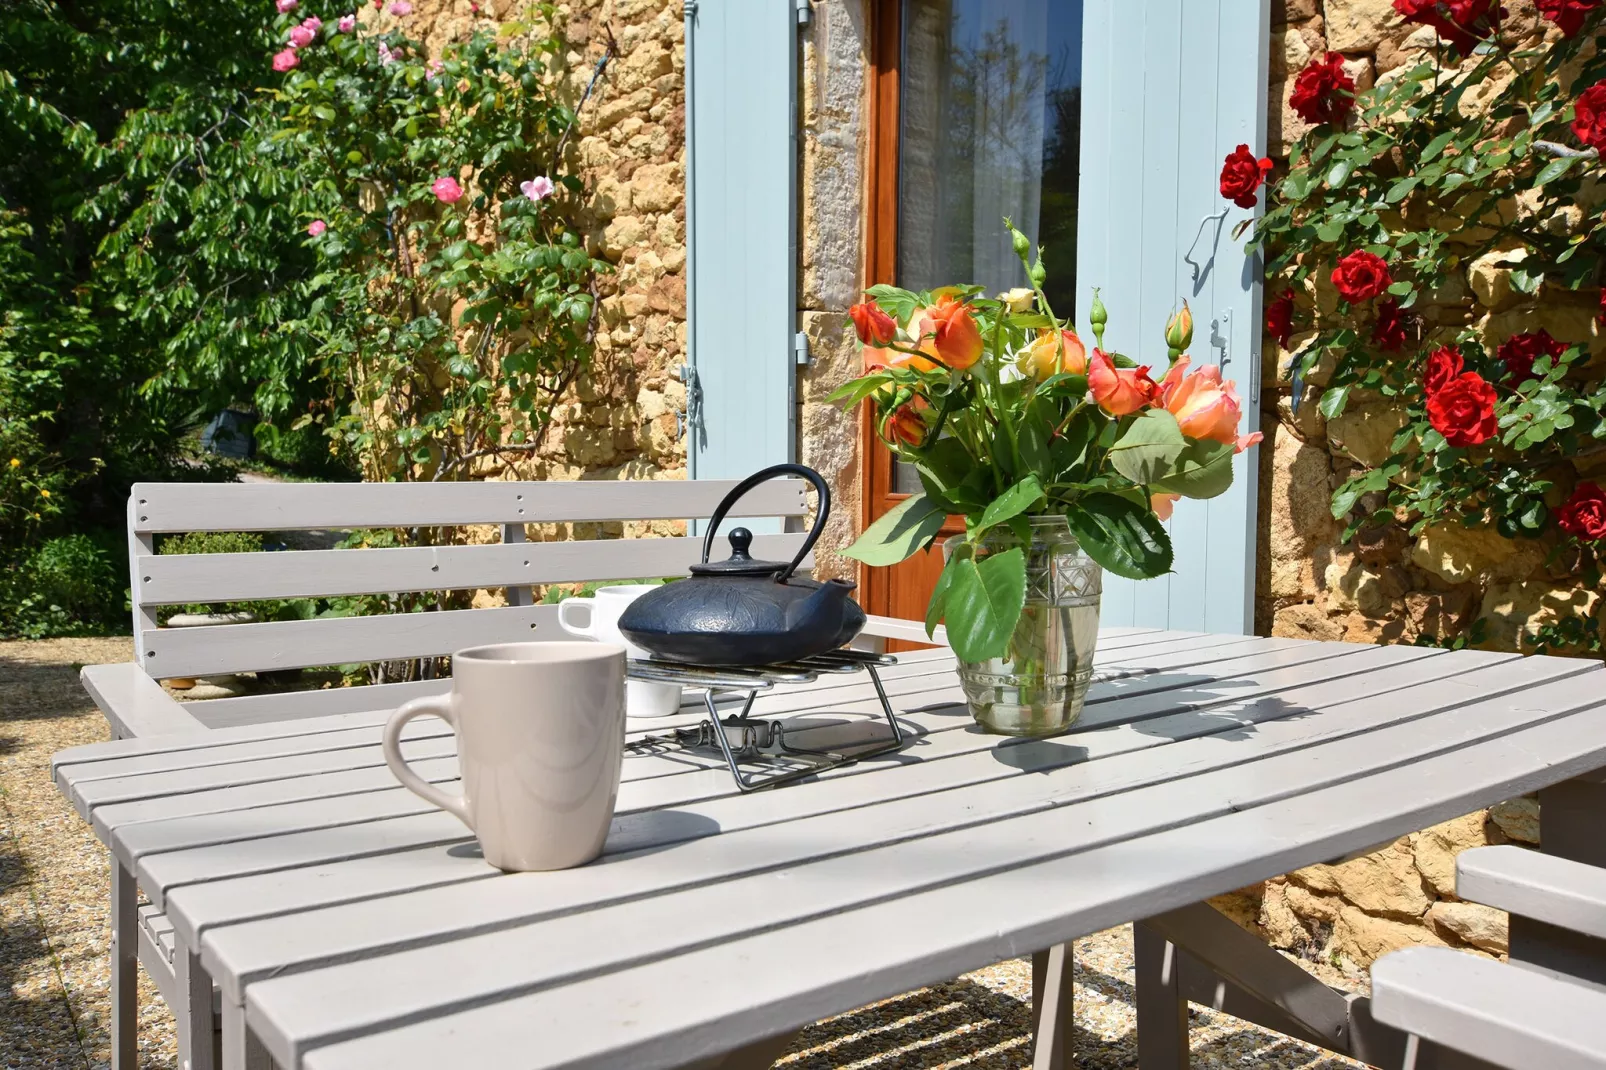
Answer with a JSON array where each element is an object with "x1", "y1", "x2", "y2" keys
[{"x1": 617, "y1": 464, "x2": 865, "y2": 667}]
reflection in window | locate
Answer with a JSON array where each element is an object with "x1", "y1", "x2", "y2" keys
[{"x1": 898, "y1": 0, "x2": 1083, "y2": 319}]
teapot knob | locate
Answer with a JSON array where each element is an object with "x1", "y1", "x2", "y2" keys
[{"x1": 727, "y1": 527, "x2": 754, "y2": 561}]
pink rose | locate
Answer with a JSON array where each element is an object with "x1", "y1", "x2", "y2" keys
[
  {"x1": 288, "y1": 25, "x2": 316, "y2": 47},
  {"x1": 377, "y1": 41, "x2": 395, "y2": 65},
  {"x1": 1156, "y1": 356, "x2": 1263, "y2": 453},
  {"x1": 431, "y1": 176, "x2": 464, "y2": 204},
  {"x1": 388, "y1": 0, "x2": 412, "y2": 12},
  {"x1": 301, "y1": 15, "x2": 322, "y2": 32},
  {"x1": 337, "y1": 13, "x2": 357, "y2": 31},
  {"x1": 272, "y1": 48, "x2": 300, "y2": 71},
  {"x1": 520, "y1": 176, "x2": 556, "y2": 201},
  {"x1": 426, "y1": 59, "x2": 444, "y2": 80},
  {"x1": 307, "y1": 220, "x2": 327, "y2": 237},
  {"x1": 276, "y1": 0, "x2": 298, "y2": 11}
]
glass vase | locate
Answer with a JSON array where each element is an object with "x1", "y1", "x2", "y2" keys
[{"x1": 943, "y1": 515, "x2": 1102, "y2": 738}]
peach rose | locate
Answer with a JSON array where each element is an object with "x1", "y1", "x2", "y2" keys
[
  {"x1": 1157, "y1": 356, "x2": 1263, "y2": 453},
  {"x1": 917, "y1": 296, "x2": 984, "y2": 371}
]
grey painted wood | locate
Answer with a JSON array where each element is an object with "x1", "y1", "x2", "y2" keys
[
  {"x1": 136, "y1": 533, "x2": 810, "y2": 605},
  {"x1": 81, "y1": 662, "x2": 205, "y2": 737},
  {"x1": 1134, "y1": 923, "x2": 1189, "y2": 1070},
  {"x1": 1030, "y1": 943, "x2": 1075, "y2": 1070},
  {"x1": 1457, "y1": 846, "x2": 1606, "y2": 941},
  {"x1": 1372, "y1": 946, "x2": 1606, "y2": 1070},
  {"x1": 131, "y1": 478, "x2": 807, "y2": 533},
  {"x1": 52, "y1": 639, "x2": 1606, "y2": 1070},
  {"x1": 278, "y1": 693, "x2": 1606, "y2": 1070},
  {"x1": 140, "y1": 604, "x2": 556, "y2": 679},
  {"x1": 111, "y1": 859, "x2": 139, "y2": 1070}
]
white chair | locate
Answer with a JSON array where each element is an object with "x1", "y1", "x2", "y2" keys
[
  {"x1": 1370, "y1": 845, "x2": 1606, "y2": 1070},
  {"x1": 82, "y1": 476, "x2": 925, "y2": 1070}
]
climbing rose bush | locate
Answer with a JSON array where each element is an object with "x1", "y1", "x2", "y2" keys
[{"x1": 1244, "y1": 2, "x2": 1606, "y2": 653}]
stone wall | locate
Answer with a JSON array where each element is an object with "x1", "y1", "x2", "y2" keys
[{"x1": 1250, "y1": 0, "x2": 1601, "y2": 968}]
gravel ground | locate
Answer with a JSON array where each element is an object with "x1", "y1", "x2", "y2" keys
[{"x1": 1, "y1": 638, "x2": 1367, "y2": 1069}]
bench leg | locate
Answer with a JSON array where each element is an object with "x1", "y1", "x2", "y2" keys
[
  {"x1": 111, "y1": 853, "x2": 139, "y2": 1070},
  {"x1": 221, "y1": 999, "x2": 276, "y2": 1070},
  {"x1": 1511, "y1": 771, "x2": 1606, "y2": 984},
  {"x1": 1134, "y1": 922, "x2": 1190, "y2": 1070},
  {"x1": 175, "y1": 947, "x2": 217, "y2": 1070},
  {"x1": 1031, "y1": 942, "x2": 1075, "y2": 1070}
]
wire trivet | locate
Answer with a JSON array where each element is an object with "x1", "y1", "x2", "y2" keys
[{"x1": 625, "y1": 648, "x2": 904, "y2": 792}]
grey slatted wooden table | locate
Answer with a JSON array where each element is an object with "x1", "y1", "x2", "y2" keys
[{"x1": 52, "y1": 631, "x2": 1606, "y2": 1070}]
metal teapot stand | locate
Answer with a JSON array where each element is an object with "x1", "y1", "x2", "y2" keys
[{"x1": 625, "y1": 648, "x2": 904, "y2": 792}]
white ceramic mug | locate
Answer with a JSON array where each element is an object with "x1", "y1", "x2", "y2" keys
[
  {"x1": 558, "y1": 584, "x2": 683, "y2": 718},
  {"x1": 382, "y1": 641, "x2": 626, "y2": 872}
]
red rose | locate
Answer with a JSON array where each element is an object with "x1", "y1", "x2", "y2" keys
[
  {"x1": 1393, "y1": 0, "x2": 1481, "y2": 53},
  {"x1": 1331, "y1": 250, "x2": 1392, "y2": 303},
  {"x1": 1290, "y1": 53, "x2": 1355, "y2": 126},
  {"x1": 1427, "y1": 371, "x2": 1498, "y2": 447},
  {"x1": 1371, "y1": 297, "x2": 1408, "y2": 352},
  {"x1": 849, "y1": 299, "x2": 897, "y2": 346},
  {"x1": 1598, "y1": 287, "x2": 1606, "y2": 326},
  {"x1": 1497, "y1": 329, "x2": 1567, "y2": 384},
  {"x1": 1573, "y1": 81, "x2": 1606, "y2": 153},
  {"x1": 1423, "y1": 345, "x2": 1464, "y2": 394},
  {"x1": 1266, "y1": 290, "x2": 1294, "y2": 348},
  {"x1": 1536, "y1": 0, "x2": 1600, "y2": 35},
  {"x1": 1219, "y1": 144, "x2": 1273, "y2": 209},
  {"x1": 1558, "y1": 481, "x2": 1606, "y2": 541}
]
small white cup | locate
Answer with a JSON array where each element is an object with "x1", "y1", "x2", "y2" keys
[{"x1": 558, "y1": 584, "x2": 683, "y2": 718}]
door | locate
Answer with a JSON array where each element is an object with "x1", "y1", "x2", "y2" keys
[
  {"x1": 862, "y1": 0, "x2": 1269, "y2": 636},
  {"x1": 1076, "y1": 0, "x2": 1270, "y2": 634},
  {"x1": 861, "y1": 0, "x2": 1087, "y2": 639}
]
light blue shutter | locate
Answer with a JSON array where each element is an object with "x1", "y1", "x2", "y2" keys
[
  {"x1": 684, "y1": 0, "x2": 799, "y2": 486},
  {"x1": 1076, "y1": 0, "x2": 1271, "y2": 635}
]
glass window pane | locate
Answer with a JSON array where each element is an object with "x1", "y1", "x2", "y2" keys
[{"x1": 898, "y1": 0, "x2": 1083, "y2": 318}]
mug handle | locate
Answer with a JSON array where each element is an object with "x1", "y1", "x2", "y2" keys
[
  {"x1": 557, "y1": 596, "x2": 597, "y2": 638},
  {"x1": 383, "y1": 695, "x2": 471, "y2": 828}
]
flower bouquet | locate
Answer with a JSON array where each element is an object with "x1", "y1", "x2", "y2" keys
[{"x1": 833, "y1": 222, "x2": 1261, "y2": 736}]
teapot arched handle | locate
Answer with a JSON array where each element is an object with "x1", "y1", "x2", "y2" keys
[{"x1": 701, "y1": 463, "x2": 830, "y2": 582}]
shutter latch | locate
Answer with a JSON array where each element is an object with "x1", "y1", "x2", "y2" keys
[{"x1": 675, "y1": 363, "x2": 703, "y2": 442}]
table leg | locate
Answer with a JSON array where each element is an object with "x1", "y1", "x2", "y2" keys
[
  {"x1": 111, "y1": 853, "x2": 138, "y2": 1070},
  {"x1": 221, "y1": 1000, "x2": 275, "y2": 1070},
  {"x1": 1134, "y1": 922, "x2": 1190, "y2": 1070},
  {"x1": 1031, "y1": 942, "x2": 1075, "y2": 1070},
  {"x1": 174, "y1": 948, "x2": 217, "y2": 1070}
]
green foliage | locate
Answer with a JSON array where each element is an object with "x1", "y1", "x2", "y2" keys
[
  {"x1": 0, "y1": 534, "x2": 125, "y2": 638},
  {"x1": 1254, "y1": 13, "x2": 1606, "y2": 655}
]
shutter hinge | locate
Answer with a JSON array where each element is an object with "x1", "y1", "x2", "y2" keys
[
  {"x1": 795, "y1": 0, "x2": 812, "y2": 25},
  {"x1": 794, "y1": 331, "x2": 811, "y2": 367},
  {"x1": 675, "y1": 363, "x2": 703, "y2": 441},
  {"x1": 684, "y1": 0, "x2": 697, "y2": 16}
]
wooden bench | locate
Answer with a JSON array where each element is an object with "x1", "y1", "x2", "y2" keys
[{"x1": 84, "y1": 476, "x2": 927, "y2": 1070}]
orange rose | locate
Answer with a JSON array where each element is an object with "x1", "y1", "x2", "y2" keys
[
  {"x1": 1017, "y1": 328, "x2": 1088, "y2": 381},
  {"x1": 849, "y1": 300, "x2": 897, "y2": 346},
  {"x1": 862, "y1": 345, "x2": 939, "y2": 375},
  {"x1": 1088, "y1": 348, "x2": 1159, "y2": 416},
  {"x1": 1151, "y1": 492, "x2": 1181, "y2": 521},
  {"x1": 880, "y1": 394, "x2": 931, "y2": 446},
  {"x1": 918, "y1": 296, "x2": 984, "y2": 371},
  {"x1": 1156, "y1": 356, "x2": 1264, "y2": 453}
]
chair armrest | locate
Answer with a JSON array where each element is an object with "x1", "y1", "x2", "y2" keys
[
  {"x1": 1371, "y1": 947, "x2": 1606, "y2": 1070},
  {"x1": 856, "y1": 615, "x2": 948, "y2": 649},
  {"x1": 1458, "y1": 845, "x2": 1606, "y2": 942},
  {"x1": 80, "y1": 662, "x2": 206, "y2": 738}
]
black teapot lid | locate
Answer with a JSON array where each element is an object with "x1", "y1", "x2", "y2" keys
[
  {"x1": 688, "y1": 528, "x2": 788, "y2": 577},
  {"x1": 686, "y1": 463, "x2": 832, "y2": 582}
]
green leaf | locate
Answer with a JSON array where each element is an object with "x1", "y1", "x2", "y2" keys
[
  {"x1": 1319, "y1": 384, "x2": 1351, "y2": 420},
  {"x1": 1386, "y1": 280, "x2": 1414, "y2": 296},
  {"x1": 1108, "y1": 409, "x2": 1187, "y2": 485},
  {"x1": 862, "y1": 284, "x2": 922, "y2": 325},
  {"x1": 840, "y1": 493, "x2": 946, "y2": 565},
  {"x1": 1420, "y1": 130, "x2": 1456, "y2": 162},
  {"x1": 1327, "y1": 158, "x2": 1355, "y2": 188},
  {"x1": 925, "y1": 547, "x2": 958, "y2": 638},
  {"x1": 975, "y1": 474, "x2": 1046, "y2": 535},
  {"x1": 1533, "y1": 155, "x2": 1577, "y2": 187},
  {"x1": 1385, "y1": 176, "x2": 1419, "y2": 203},
  {"x1": 1149, "y1": 438, "x2": 1237, "y2": 500},
  {"x1": 1063, "y1": 494, "x2": 1174, "y2": 580},
  {"x1": 943, "y1": 547, "x2": 1027, "y2": 662}
]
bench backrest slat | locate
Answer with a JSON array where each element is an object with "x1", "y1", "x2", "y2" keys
[
  {"x1": 131, "y1": 479, "x2": 806, "y2": 533},
  {"x1": 136, "y1": 532, "x2": 809, "y2": 605}
]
